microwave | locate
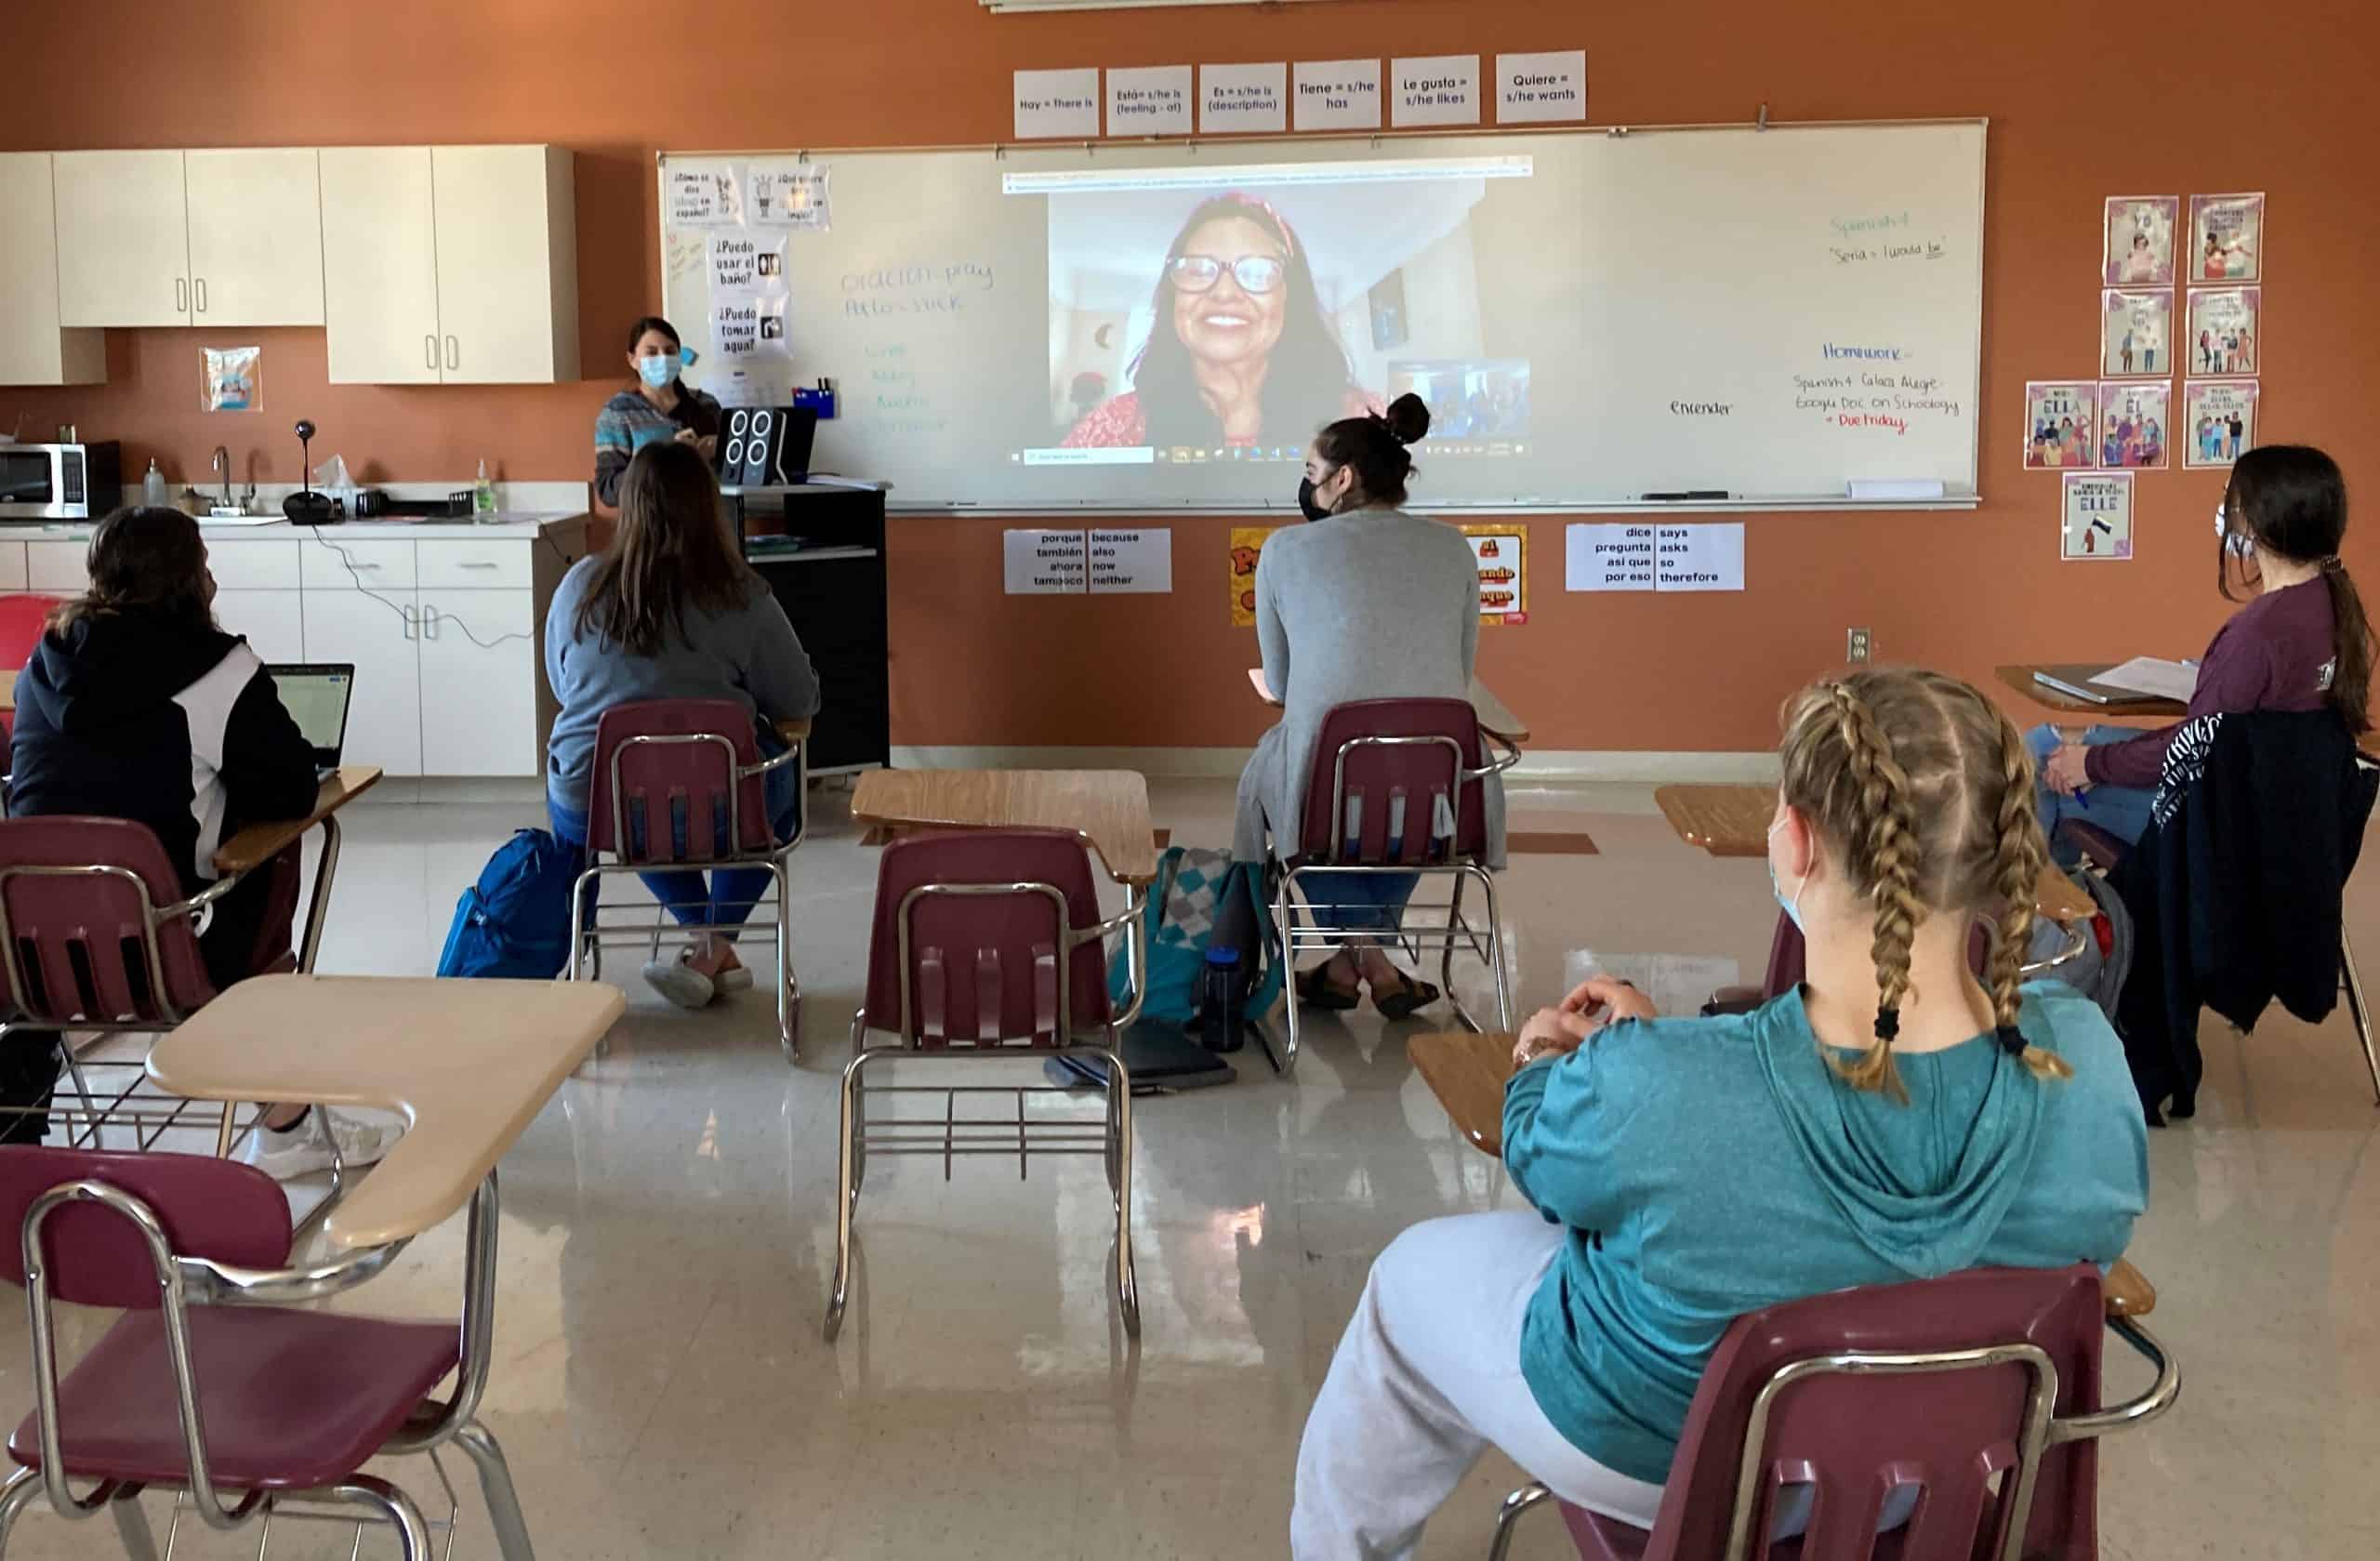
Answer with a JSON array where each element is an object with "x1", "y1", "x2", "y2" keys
[{"x1": 0, "y1": 442, "x2": 122, "y2": 521}]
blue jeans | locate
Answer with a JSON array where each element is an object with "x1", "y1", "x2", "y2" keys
[
  {"x1": 2028, "y1": 723, "x2": 2156, "y2": 864},
  {"x1": 1302, "y1": 869, "x2": 1421, "y2": 934},
  {"x1": 550, "y1": 740, "x2": 800, "y2": 940}
]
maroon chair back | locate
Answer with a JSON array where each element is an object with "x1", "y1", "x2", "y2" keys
[
  {"x1": 1293, "y1": 698, "x2": 1488, "y2": 866},
  {"x1": 1567, "y1": 1265, "x2": 2107, "y2": 1561},
  {"x1": 0, "y1": 816, "x2": 217, "y2": 1025},
  {"x1": 0, "y1": 1147, "x2": 292, "y2": 1310},
  {"x1": 586, "y1": 700, "x2": 771, "y2": 863},
  {"x1": 863, "y1": 830, "x2": 1110, "y2": 1048},
  {"x1": 0, "y1": 597, "x2": 64, "y2": 747}
]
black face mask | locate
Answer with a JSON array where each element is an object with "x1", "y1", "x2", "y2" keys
[{"x1": 1297, "y1": 475, "x2": 1335, "y2": 523}]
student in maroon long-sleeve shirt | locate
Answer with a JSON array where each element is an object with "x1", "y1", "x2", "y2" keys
[{"x1": 2030, "y1": 446, "x2": 2374, "y2": 860}]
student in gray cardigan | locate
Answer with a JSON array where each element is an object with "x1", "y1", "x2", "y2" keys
[
  {"x1": 1235, "y1": 394, "x2": 1506, "y2": 1018},
  {"x1": 545, "y1": 442, "x2": 820, "y2": 1011}
]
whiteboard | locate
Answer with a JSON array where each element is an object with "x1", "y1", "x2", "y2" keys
[{"x1": 658, "y1": 123, "x2": 1984, "y2": 512}]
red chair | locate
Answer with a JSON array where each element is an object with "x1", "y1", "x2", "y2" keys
[
  {"x1": 0, "y1": 817, "x2": 301, "y2": 1152},
  {"x1": 567, "y1": 698, "x2": 806, "y2": 1059},
  {"x1": 1486, "y1": 1264, "x2": 2179, "y2": 1561},
  {"x1": 1270, "y1": 698, "x2": 1518, "y2": 1072},
  {"x1": 0, "y1": 1146, "x2": 536, "y2": 1559},
  {"x1": 0, "y1": 597, "x2": 64, "y2": 749},
  {"x1": 827, "y1": 828, "x2": 1146, "y2": 1342}
]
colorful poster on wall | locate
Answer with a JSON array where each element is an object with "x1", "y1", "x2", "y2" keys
[
  {"x1": 707, "y1": 232, "x2": 787, "y2": 297},
  {"x1": 2186, "y1": 287, "x2": 2260, "y2": 377},
  {"x1": 2104, "y1": 196, "x2": 2179, "y2": 286},
  {"x1": 2183, "y1": 380, "x2": 2260, "y2": 470},
  {"x1": 2101, "y1": 290, "x2": 2174, "y2": 377},
  {"x1": 1228, "y1": 525, "x2": 1280, "y2": 625},
  {"x1": 1461, "y1": 525, "x2": 1527, "y2": 624},
  {"x1": 667, "y1": 165, "x2": 744, "y2": 228},
  {"x1": 2096, "y1": 381, "x2": 2171, "y2": 470},
  {"x1": 2023, "y1": 381, "x2": 2098, "y2": 470},
  {"x1": 2060, "y1": 471, "x2": 2134, "y2": 561},
  {"x1": 2188, "y1": 192, "x2": 2265, "y2": 283}
]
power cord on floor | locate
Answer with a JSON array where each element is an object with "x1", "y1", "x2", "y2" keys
[{"x1": 306, "y1": 523, "x2": 535, "y2": 651}]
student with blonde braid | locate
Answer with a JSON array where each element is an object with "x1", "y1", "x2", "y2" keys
[{"x1": 1291, "y1": 668, "x2": 2146, "y2": 1561}]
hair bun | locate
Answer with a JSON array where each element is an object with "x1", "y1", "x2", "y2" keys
[{"x1": 1381, "y1": 391, "x2": 1431, "y2": 446}]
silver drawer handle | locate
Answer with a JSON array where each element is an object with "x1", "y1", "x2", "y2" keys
[{"x1": 459, "y1": 562, "x2": 500, "y2": 569}]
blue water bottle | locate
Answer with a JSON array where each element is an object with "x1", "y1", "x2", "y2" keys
[{"x1": 1201, "y1": 946, "x2": 1243, "y2": 1052}]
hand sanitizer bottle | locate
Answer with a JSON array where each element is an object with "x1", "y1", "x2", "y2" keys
[
  {"x1": 142, "y1": 458, "x2": 168, "y2": 508},
  {"x1": 473, "y1": 459, "x2": 496, "y2": 517}
]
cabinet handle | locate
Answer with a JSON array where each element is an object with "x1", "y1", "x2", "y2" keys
[
  {"x1": 459, "y1": 561, "x2": 499, "y2": 569},
  {"x1": 195, "y1": 277, "x2": 207, "y2": 314},
  {"x1": 401, "y1": 603, "x2": 416, "y2": 641},
  {"x1": 445, "y1": 336, "x2": 459, "y2": 371},
  {"x1": 422, "y1": 606, "x2": 440, "y2": 641},
  {"x1": 426, "y1": 335, "x2": 437, "y2": 370},
  {"x1": 176, "y1": 277, "x2": 187, "y2": 314}
]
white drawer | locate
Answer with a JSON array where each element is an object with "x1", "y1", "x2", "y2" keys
[
  {"x1": 300, "y1": 536, "x2": 416, "y2": 590},
  {"x1": 204, "y1": 539, "x2": 300, "y2": 589},
  {"x1": 0, "y1": 544, "x2": 27, "y2": 592},
  {"x1": 27, "y1": 541, "x2": 87, "y2": 593},
  {"x1": 416, "y1": 537, "x2": 533, "y2": 589}
]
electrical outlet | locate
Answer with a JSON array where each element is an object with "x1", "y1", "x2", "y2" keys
[{"x1": 1846, "y1": 628, "x2": 1872, "y2": 664}]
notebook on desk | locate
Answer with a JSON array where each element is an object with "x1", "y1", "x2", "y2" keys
[{"x1": 268, "y1": 664, "x2": 356, "y2": 779}]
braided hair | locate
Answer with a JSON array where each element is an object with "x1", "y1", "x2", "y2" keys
[{"x1": 1778, "y1": 669, "x2": 2075, "y2": 1099}]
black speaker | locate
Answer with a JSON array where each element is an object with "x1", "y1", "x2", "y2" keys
[{"x1": 718, "y1": 405, "x2": 818, "y2": 489}]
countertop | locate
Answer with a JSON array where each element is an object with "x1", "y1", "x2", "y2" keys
[{"x1": 0, "y1": 511, "x2": 587, "y2": 541}]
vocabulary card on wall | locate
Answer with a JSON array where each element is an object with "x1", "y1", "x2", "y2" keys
[
  {"x1": 1390, "y1": 55, "x2": 1481, "y2": 127},
  {"x1": 1108, "y1": 65, "x2": 1194, "y2": 137},
  {"x1": 1566, "y1": 524, "x2": 1657, "y2": 591},
  {"x1": 1292, "y1": 60, "x2": 1383, "y2": 131},
  {"x1": 1655, "y1": 523, "x2": 1745, "y2": 591},
  {"x1": 1200, "y1": 63, "x2": 1288, "y2": 134},
  {"x1": 668, "y1": 165, "x2": 744, "y2": 228},
  {"x1": 1014, "y1": 69, "x2": 1101, "y2": 139},
  {"x1": 1004, "y1": 530, "x2": 1088, "y2": 594},
  {"x1": 1087, "y1": 529, "x2": 1171, "y2": 594},
  {"x1": 1496, "y1": 50, "x2": 1587, "y2": 124},
  {"x1": 1567, "y1": 523, "x2": 1745, "y2": 592}
]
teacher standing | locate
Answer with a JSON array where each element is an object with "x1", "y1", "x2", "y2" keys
[{"x1": 595, "y1": 316, "x2": 721, "y2": 507}]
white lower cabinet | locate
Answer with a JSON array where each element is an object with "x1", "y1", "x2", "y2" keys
[
  {"x1": 300, "y1": 589, "x2": 426, "y2": 775},
  {"x1": 417, "y1": 589, "x2": 538, "y2": 776},
  {"x1": 214, "y1": 589, "x2": 305, "y2": 665}
]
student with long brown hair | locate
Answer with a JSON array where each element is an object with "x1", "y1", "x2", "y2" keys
[
  {"x1": 1291, "y1": 669, "x2": 2149, "y2": 1560},
  {"x1": 545, "y1": 441, "x2": 820, "y2": 1009},
  {"x1": 2034, "y1": 444, "x2": 2373, "y2": 855}
]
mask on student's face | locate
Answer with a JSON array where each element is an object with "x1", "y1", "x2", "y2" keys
[
  {"x1": 1767, "y1": 814, "x2": 1807, "y2": 932},
  {"x1": 2215, "y1": 502, "x2": 2254, "y2": 559},
  {"x1": 637, "y1": 354, "x2": 678, "y2": 390},
  {"x1": 1298, "y1": 467, "x2": 1340, "y2": 523}
]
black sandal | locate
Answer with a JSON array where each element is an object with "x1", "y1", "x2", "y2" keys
[
  {"x1": 1296, "y1": 965, "x2": 1362, "y2": 1012},
  {"x1": 1370, "y1": 972, "x2": 1443, "y2": 1022}
]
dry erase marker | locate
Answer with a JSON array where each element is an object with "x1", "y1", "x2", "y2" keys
[{"x1": 1641, "y1": 490, "x2": 1732, "y2": 501}]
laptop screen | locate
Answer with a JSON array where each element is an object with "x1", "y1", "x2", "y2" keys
[{"x1": 269, "y1": 665, "x2": 356, "y2": 758}]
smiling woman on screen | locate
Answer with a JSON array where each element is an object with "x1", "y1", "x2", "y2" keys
[{"x1": 1063, "y1": 194, "x2": 1378, "y2": 451}]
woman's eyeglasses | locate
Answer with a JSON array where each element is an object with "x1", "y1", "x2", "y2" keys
[{"x1": 1169, "y1": 254, "x2": 1287, "y2": 296}]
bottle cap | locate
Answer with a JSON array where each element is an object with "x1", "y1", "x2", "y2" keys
[{"x1": 1204, "y1": 946, "x2": 1240, "y2": 967}]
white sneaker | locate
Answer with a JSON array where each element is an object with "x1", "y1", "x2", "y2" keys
[
  {"x1": 641, "y1": 949, "x2": 717, "y2": 1010},
  {"x1": 235, "y1": 1108, "x2": 403, "y2": 1181},
  {"x1": 714, "y1": 960, "x2": 754, "y2": 995}
]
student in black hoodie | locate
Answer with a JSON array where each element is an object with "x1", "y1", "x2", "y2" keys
[{"x1": 8, "y1": 507, "x2": 400, "y2": 1178}]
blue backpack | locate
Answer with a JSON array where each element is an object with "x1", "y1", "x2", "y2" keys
[
  {"x1": 1111, "y1": 846, "x2": 1282, "y2": 1030},
  {"x1": 436, "y1": 829, "x2": 581, "y2": 980}
]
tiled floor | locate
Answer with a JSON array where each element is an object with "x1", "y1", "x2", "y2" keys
[{"x1": 0, "y1": 774, "x2": 2374, "y2": 1558}]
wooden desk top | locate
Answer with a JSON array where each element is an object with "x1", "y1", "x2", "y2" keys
[
  {"x1": 1408, "y1": 1027, "x2": 2158, "y2": 1316},
  {"x1": 211, "y1": 766, "x2": 382, "y2": 875},
  {"x1": 1248, "y1": 668, "x2": 1530, "y2": 745},
  {"x1": 1995, "y1": 665, "x2": 2185, "y2": 720},
  {"x1": 1652, "y1": 783, "x2": 2094, "y2": 925},
  {"x1": 147, "y1": 976, "x2": 627, "y2": 1251},
  {"x1": 851, "y1": 768, "x2": 1158, "y2": 885}
]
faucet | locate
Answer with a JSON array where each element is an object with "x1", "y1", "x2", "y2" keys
[{"x1": 210, "y1": 446, "x2": 235, "y2": 510}]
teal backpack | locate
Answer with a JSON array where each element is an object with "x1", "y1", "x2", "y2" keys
[{"x1": 1110, "y1": 846, "x2": 1283, "y2": 1033}]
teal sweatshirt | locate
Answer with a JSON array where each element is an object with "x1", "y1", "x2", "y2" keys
[{"x1": 1501, "y1": 982, "x2": 2148, "y2": 1486}]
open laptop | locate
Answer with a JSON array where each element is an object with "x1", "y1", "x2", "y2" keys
[
  {"x1": 268, "y1": 663, "x2": 356, "y2": 779},
  {"x1": 2030, "y1": 664, "x2": 2176, "y2": 707}
]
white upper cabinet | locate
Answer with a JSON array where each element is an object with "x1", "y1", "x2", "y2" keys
[
  {"x1": 0, "y1": 154, "x2": 104, "y2": 386},
  {"x1": 321, "y1": 147, "x2": 443, "y2": 385},
  {"x1": 322, "y1": 144, "x2": 578, "y2": 386},
  {"x1": 183, "y1": 149, "x2": 325, "y2": 326},
  {"x1": 52, "y1": 151, "x2": 192, "y2": 327}
]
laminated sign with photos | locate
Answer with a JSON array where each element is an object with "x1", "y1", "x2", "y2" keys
[
  {"x1": 2190, "y1": 192, "x2": 2264, "y2": 283},
  {"x1": 2102, "y1": 290, "x2": 2173, "y2": 377},
  {"x1": 2184, "y1": 381, "x2": 2259, "y2": 470},
  {"x1": 2097, "y1": 381, "x2": 2170, "y2": 470},
  {"x1": 2187, "y1": 288, "x2": 2259, "y2": 377},
  {"x1": 2104, "y1": 195, "x2": 2178, "y2": 287},
  {"x1": 2061, "y1": 471, "x2": 2133, "y2": 562},
  {"x1": 2024, "y1": 381, "x2": 2097, "y2": 470}
]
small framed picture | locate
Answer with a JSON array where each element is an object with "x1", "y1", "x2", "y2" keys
[
  {"x1": 2186, "y1": 287, "x2": 2260, "y2": 377},
  {"x1": 2061, "y1": 471, "x2": 2134, "y2": 562},
  {"x1": 2023, "y1": 381, "x2": 2098, "y2": 470},
  {"x1": 2096, "y1": 381, "x2": 2172, "y2": 470},
  {"x1": 2102, "y1": 290, "x2": 2174, "y2": 377},
  {"x1": 2188, "y1": 192, "x2": 2265, "y2": 284},
  {"x1": 2182, "y1": 380, "x2": 2260, "y2": 470},
  {"x1": 2104, "y1": 196, "x2": 2179, "y2": 287}
]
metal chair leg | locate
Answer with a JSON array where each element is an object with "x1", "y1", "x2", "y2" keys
[
  {"x1": 108, "y1": 1488, "x2": 160, "y2": 1561},
  {"x1": 2344, "y1": 935, "x2": 2380, "y2": 1106},
  {"x1": 774, "y1": 862, "x2": 800, "y2": 1064},
  {"x1": 322, "y1": 1478, "x2": 432, "y2": 1561},
  {"x1": 451, "y1": 1420, "x2": 537, "y2": 1561},
  {"x1": 1108, "y1": 1051, "x2": 1140, "y2": 1338},
  {"x1": 1474, "y1": 866, "x2": 1513, "y2": 1032},
  {"x1": 1487, "y1": 1482, "x2": 1554, "y2": 1561},
  {"x1": 826, "y1": 1047, "x2": 871, "y2": 1342},
  {"x1": 1274, "y1": 876, "x2": 1304, "y2": 1075},
  {"x1": 0, "y1": 1466, "x2": 44, "y2": 1548}
]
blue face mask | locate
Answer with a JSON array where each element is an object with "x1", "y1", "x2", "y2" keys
[
  {"x1": 637, "y1": 354, "x2": 678, "y2": 390},
  {"x1": 1767, "y1": 815, "x2": 1807, "y2": 932}
]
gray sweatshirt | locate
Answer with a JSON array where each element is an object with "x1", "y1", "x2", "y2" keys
[{"x1": 543, "y1": 557, "x2": 822, "y2": 812}]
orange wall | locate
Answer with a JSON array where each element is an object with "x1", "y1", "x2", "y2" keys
[{"x1": 5, "y1": 1, "x2": 2376, "y2": 752}]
